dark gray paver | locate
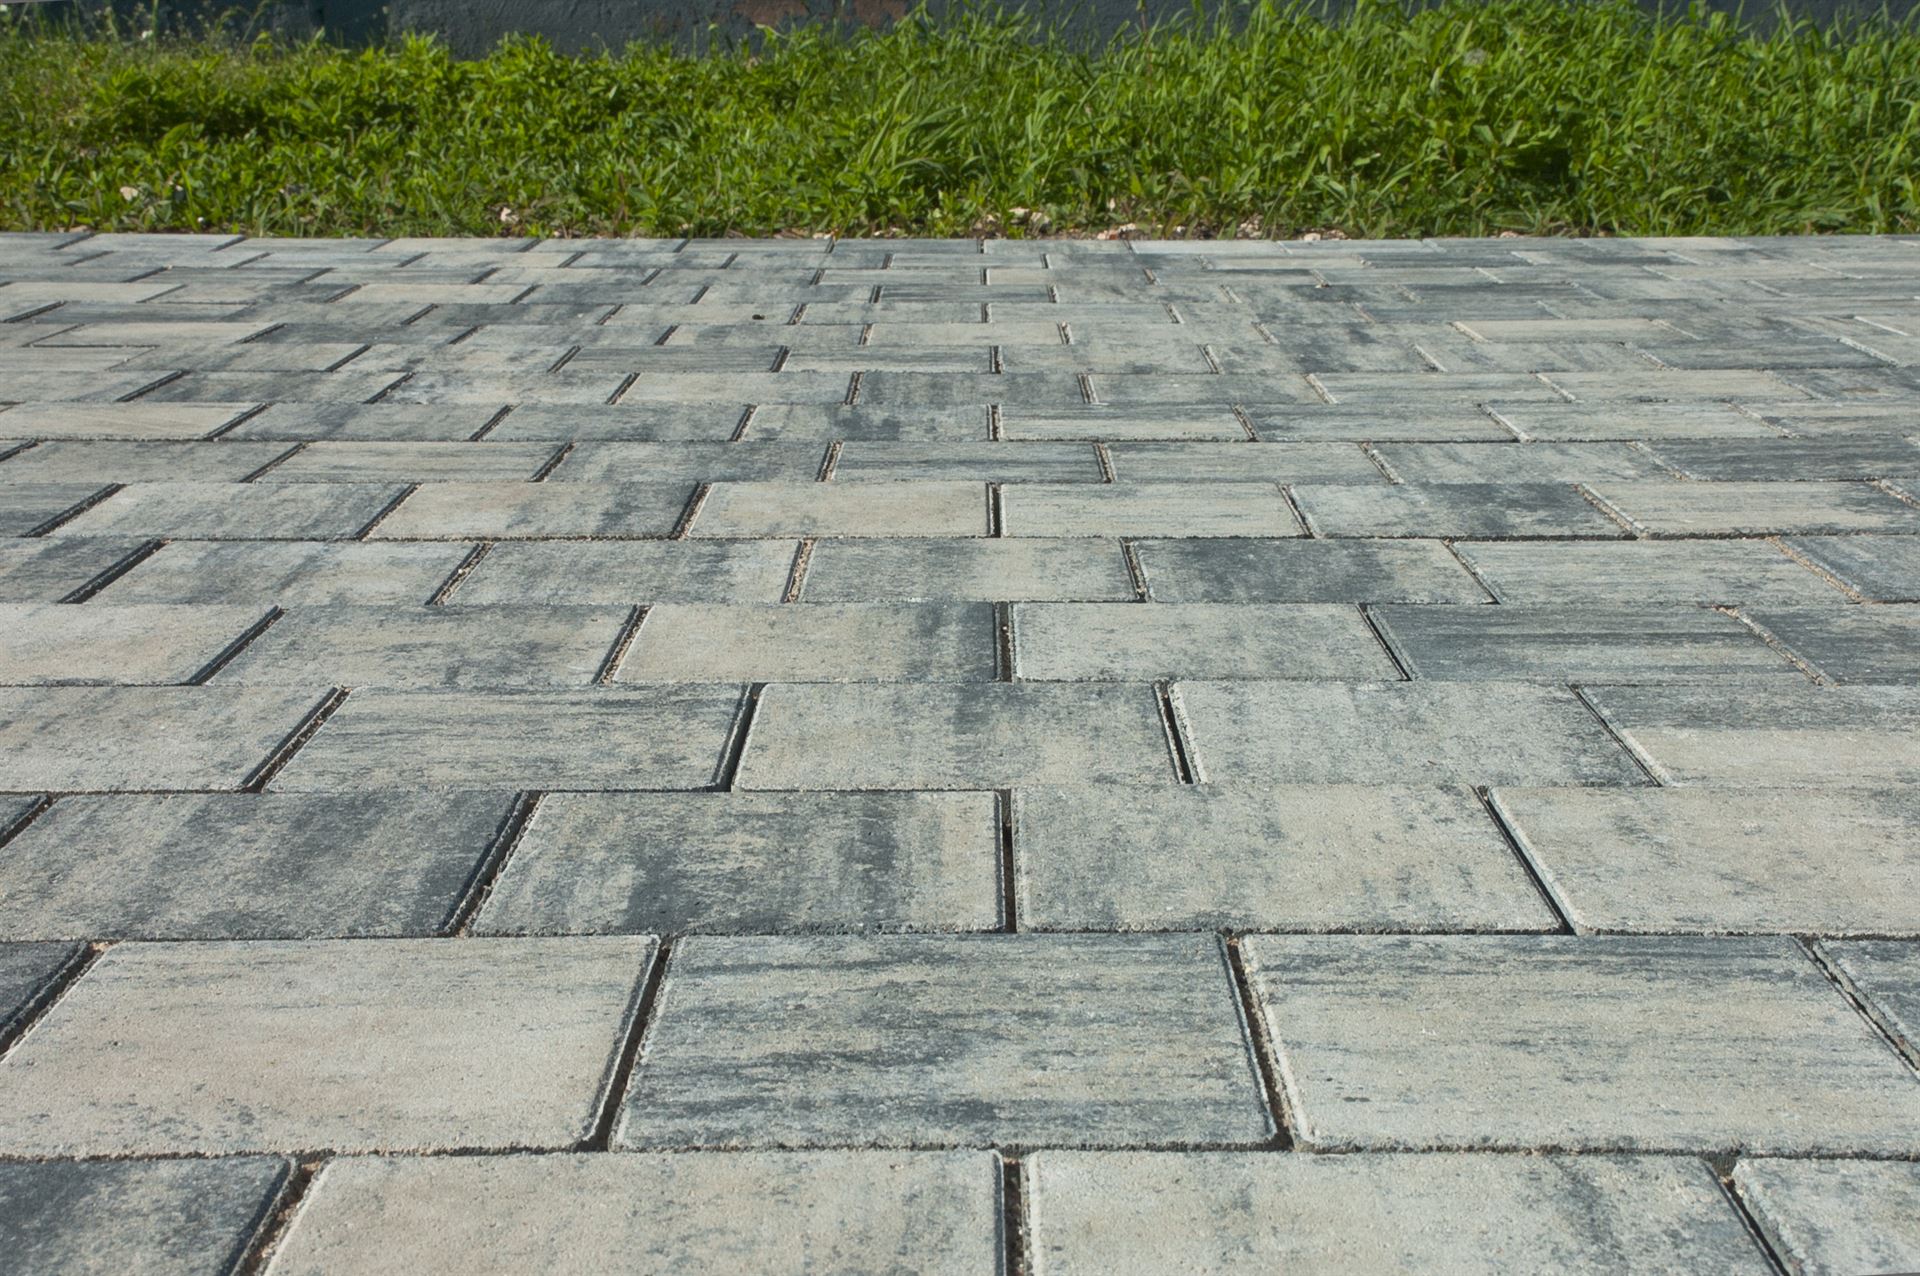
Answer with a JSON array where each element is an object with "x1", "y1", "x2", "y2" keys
[
  {"x1": 271, "y1": 687, "x2": 747, "y2": 790},
  {"x1": 1028, "y1": 1152, "x2": 1769, "y2": 1275},
  {"x1": 1585, "y1": 480, "x2": 1920, "y2": 536},
  {"x1": 261, "y1": 441, "x2": 562, "y2": 483},
  {"x1": 1242, "y1": 934, "x2": 1920, "y2": 1154},
  {"x1": 1290, "y1": 484, "x2": 1627, "y2": 538},
  {"x1": 1486, "y1": 401, "x2": 1781, "y2": 440},
  {"x1": 0, "y1": 538, "x2": 144, "y2": 602},
  {"x1": 551, "y1": 440, "x2": 824, "y2": 482},
  {"x1": 51, "y1": 482, "x2": 407, "y2": 540},
  {"x1": 617, "y1": 933, "x2": 1270, "y2": 1148},
  {"x1": 0, "y1": 482, "x2": 111, "y2": 536},
  {"x1": 476, "y1": 791, "x2": 997, "y2": 934},
  {"x1": 1369, "y1": 604, "x2": 1801, "y2": 682},
  {"x1": 0, "y1": 937, "x2": 655, "y2": 1155},
  {"x1": 1817, "y1": 940, "x2": 1920, "y2": 1066},
  {"x1": 1491, "y1": 787, "x2": 1920, "y2": 935},
  {"x1": 736, "y1": 683, "x2": 1179, "y2": 789},
  {"x1": 269, "y1": 1152, "x2": 997, "y2": 1276},
  {"x1": 0, "y1": 941, "x2": 84, "y2": 1037},
  {"x1": 1455, "y1": 539, "x2": 1838, "y2": 604},
  {"x1": 1177, "y1": 681, "x2": 1645, "y2": 785},
  {"x1": 801, "y1": 538, "x2": 1136, "y2": 601},
  {"x1": 1016, "y1": 785, "x2": 1554, "y2": 931},
  {"x1": 1749, "y1": 605, "x2": 1920, "y2": 683},
  {"x1": 0, "y1": 440, "x2": 290, "y2": 483},
  {"x1": 832, "y1": 442, "x2": 1104, "y2": 482},
  {"x1": 1002, "y1": 484, "x2": 1302, "y2": 537},
  {"x1": 1785, "y1": 534, "x2": 1920, "y2": 601},
  {"x1": 372, "y1": 481, "x2": 694, "y2": 539},
  {"x1": 617, "y1": 603, "x2": 996, "y2": 682},
  {"x1": 1644, "y1": 435, "x2": 1920, "y2": 479},
  {"x1": 0, "y1": 792, "x2": 513, "y2": 939},
  {"x1": 449, "y1": 539, "x2": 797, "y2": 604},
  {"x1": 96, "y1": 540, "x2": 472, "y2": 604},
  {"x1": 0, "y1": 1157, "x2": 289, "y2": 1276},
  {"x1": 0, "y1": 603, "x2": 270, "y2": 685},
  {"x1": 1735, "y1": 1159, "x2": 1920, "y2": 1276},
  {"x1": 1370, "y1": 441, "x2": 1677, "y2": 484},
  {"x1": 223, "y1": 402, "x2": 506, "y2": 442},
  {"x1": 1134, "y1": 537, "x2": 1488, "y2": 603},
  {"x1": 1580, "y1": 682, "x2": 1920, "y2": 785},
  {"x1": 1012, "y1": 603, "x2": 1397, "y2": 680}
]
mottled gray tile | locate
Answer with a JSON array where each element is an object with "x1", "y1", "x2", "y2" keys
[
  {"x1": 1734, "y1": 1158, "x2": 1920, "y2": 1276},
  {"x1": 0, "y1": 440, "x2": 289, "y2": 483},
  {"x1": 0, "y1": 603, "x2": 271, "y2": 685},
  {"x1": 1242, "y1": 934, "x2": 1920, "y2": 1154},
  {"x1": 0, "y1": 686, "x2": 323, "y2": 791},
  {"x1": 1002, "y1": 484, "x2": 1301, "y2": 538},
  {"x1": 489, "y1": 402, "x2": 749, "y2": 442},
  {"x1": 224, "y1": 403, "x2": 506, "y2": 442},
  {"x1": 371, "y1": 482, "x2": 693, "y2": 539},
  {"x1": 1291, "y1": 484, "x2": 1626, "y2": 538},
  {"x1": 1135, "y1": 537, "x2": 1487, "y2": 603},
  {"x1": 1485, "y1": 401, "x2": 1779, "y2": 440},
  {"x1": 1371, "y1": 442, "x2": 1677, "y2": 484},
  {"x1": 1370, "y1": 604, "x2": 1799, "y2": 681},
  {"x1": 1585, "y1": 480, "x2": 1920, "y2": 536},
  {"x1": 801, "y1": 538, "x2": 1135, "y2": 601},
  {"x1": 1818, "y1": 940, "x2": 1920, "y2": 1066},
  {"x1": 1644, "y1": 435, "x2": 1920, "y2": 480},
  {"x1": 832, "y1": 442, "x2": 1103, "y2": 483},
  {"x1": 550, "y1": 441, "x2": 825, "y2": 483},
  {"x1": 617, "y1": 933, "x2": 1270, "y2": 1147},
  {"x1": 1012, "y1": 603, "x2": 1395, "y2": 680},
  {"x1": 0, "y1": 941, "x2": 83, "y2": 1036},
  {"x1": 1455, "y1": 540, "x2": 1838, "y2": 604},
  {"x1": 1785, "y1": 534, "x2": 1920, "y2": 601},
  {"x1": 0, "y1": 538, "x2": 145, "y2": 602},
  {"x1": 450, "y1": 540, "x2": 796, "y2": 604},
  {"x1": 260, "y1": 442, "x2": 561, "y2": 483},
  {"x1": 1103, "y1": 442, "x2": 1383, "y2": 484},
  {"x1": 0, "y1": 483, "x2": 111, "y2": 536},
  {"x1": 692, "y1": 481, "x2": 987, "y2": 537},
  {"x1": 52, "y1": 482, "x2": 407, "y2": 540},
  {"x1": 0, "y1": 402, "x2": 256, "y2": 441},
  {"x1": 1749, "y1": 605, "x2": 1920, "y2": 683},
  {"x1": 98, "y1": 540, "x2": 471, "y2": 604},
  {"x1": 617, "y1": 603, "x2": 994, "y2": 682}
]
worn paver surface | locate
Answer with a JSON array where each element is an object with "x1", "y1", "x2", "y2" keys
[{"x1": 1, "y1": 231, "x2": 1917, "y2": 1271}]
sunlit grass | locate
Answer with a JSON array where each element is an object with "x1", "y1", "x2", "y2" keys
[{"x1": 1, "y1": 0, "x2": 1916, "y2": 238}]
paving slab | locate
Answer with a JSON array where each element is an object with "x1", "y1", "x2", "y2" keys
[
  {"x1": 0, "y1": 603, "x2": 270, "y2": 684},
  {"x1": 0, "y1": 537, "x2": 144, "y2": 601},
  {"x1": 269, "y1": 1151, "x2": 997, "y2": 1276},
  {"x1": 736, "y1": 682, "x2": 1179, "y2": 789},
  {"x1": 551, "y1": 441, "x2": 826, "y2": 482},
  {"x1": 1133, "y1": 536, "x2": 1488, "y2": 602},
  {"x1": 617, "y1": 933, "x2": 1270, "y2": 1147},
  {"x1": 1585, "y1": 480, "x2": 1920, "y2": 536},
  {"x1": 0, "y1": 482, "x2": 112, "y2": 535},
  {"x1": 1748, "y1": 605, "x2": 1920, "y2": 682},
  {"x1": 0, "y1": 791, "x2": 513, "y2": 939},
  {"x1": 0, "y1": 1156, "x2": 289, "y2": 1276},
  {"x1": 1484, "y1": 401, "x2": 1781, "y2": 440},
  {"x1": 476, "y1": 791, "x2": 997, "y2": 934},
  {"x1": 1786, "y1": 533, "x2": 1920, "y2": 600},
  {"x1": 0, "y1": 402, "x2": 256, "y2": 441},
  {"x1": 1491, "y1": 786, "x2": 1920, "y2": 935},
  {"x1": 0, "y1": 440, "x2": 290, "y2": 483},
  {"x1": 1369, "y1": 604, "x2": 1801, "y2": 681},
  {"x1": 0, "y1": 936, "x2": 655, "y2": 1155},
  {"x1": 801, "y1": 538, "x2": 1136, "y2": 601},
  {"x1": 1454, "y1": 539, "x2": 1838, "y2": 604},
  {"x1": 1370, "y1": 441, "x2": 1677, "y2": 484},
  {"x1": 1103, "y1": 442, "x2": 1384, "y2": 483},
  {"x1": 1580, "y1": 682, "x2": 1920, "y2": 785},
  {"x1": 370, "y1": 481, "x2": 694, "y2": 539},
  {"x1": 0, "y1": 686, "x2": 324, "y2": 790},
  {"x1": 1016, "y1": 785, "x2": 1553, "y2": 931},
  {"x1": 1817, "y1": 940, "x2": 1920, "y2": 1065},
  {"x1": 51, "y1": 481, "x2": 407, "y2": 540},
  {"x1": 692, "y1": 481, "x2": 987, "y2": 537},
  {"x1": 832, "y1": 442, "x2": 1104, "y2": 483},
  {"x1": 1733, "y1": 1158, "x2": 1920, "y2": 1276},
  {"x1": 1290, "y1": 483, "x2": 1627, "y2": 538},
  {"x1": 617, "y1": 603, "x2": 996, "y2": 682},
  {"x1": 271, "y1": 687, "x2": 747, "y2": 791},
  {"x1": 96, "y1": 540, "x2": 471, "y2": 604},
  {"x1": 1001, "y1": 483, "x2": 1302, "y2": 538},
  {"x1": 223, "y1": 402, "x2": 507, "y2": 442},
  {"x1": 1011, "y1": 602, "x2": 1397, "y2": 680},
  {"x1": 260, "y1": 441, "x2": 562, "y2": 483},
  {"x1": 1027, "y1": 1151, "x2": 1768, "y2": 1275},
  {"x1": 1644, "y1": 435, "x2": 1920, "y2": 479},
  {"x1": 0, "y1": 941, "x2": 84, "y2": 1037},
  {"x1": 1176, "y1": 680, "x2": 1644, "y2": 785},
  {"x1": 1241, "y1": 934, "x2": 1920, "y2": 1154},
  {"x1": 447, "y1": 539, "x2": 796, "y2": 604}
]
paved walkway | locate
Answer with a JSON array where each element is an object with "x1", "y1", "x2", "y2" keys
[{"x1": 0, "y1": 231, "x2": 1918, "y2": 1273}]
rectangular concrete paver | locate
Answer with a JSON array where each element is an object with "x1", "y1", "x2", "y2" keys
[
  {"x1": 1784, "y1": 533, "x2": 1920, "y2": 601},
  {"x1": 449, "y1": 539, "x2": 797, "y2": 604},
  {"x1": 0, "y1": 603, "x2": 271, "y2": 685},
  {"x1": 0, "y1": 937, "x2": 654, "y2": 1155},
  {"x1": 1369, "y1": 604, "x2": 1802, "y2": 681},
  {"x1": 1816, "y1": 940, "x2": 1920, "y2": 1066},
  {"x1": 371, "y1": 482, "x2": 694, "y2": 539},
  {"x1": 617, "y1": 603, "x2": 996, "y2": 682},
  {"x1": 53, "y1": 482, "x2": 408, "y2": 540},
  {"x1": 1586, "y1": 480, "x2": 1920, "y2": 536},
  {"x1": 617, "y1": 934, "x2": 1271, "y2": 1148},
  {"x1": 800, "y1": 538, "x2": 1136, "y2": 601},
  {"x1": 692, "y1": 482, "x2": 986, "y2": 537},
  {"x1": 1454, "y1": 539, "x2": 1839, "y2": 604},
  {"x1": 94, "y1": 541, "x2": 474, "y2": 605},
  {"x1": 1733, "y1": 1158, "x2": 1920, "y2": 1276},
  {"x1": 1001, "y1": 484, "x2": 1302, "y2": 538},
  {"x1": 1290, "y1": 483, "x2": 1626, "y2": 538},
  {"x1": 0, "y1": 942, "x2": 85, "y2": 1038},
  {"x1": 1134, "y1": 537, "x2": 1488, "y2": 602},
  {"x1": 0, "y1": 538, "x2": 146, "y2": 603},
  {"x1": 1011, "y1": 603, "x2": 1397, "y2": 680},
  {"x1": 1748, "y1": 605, "x2": 1920, "y2": 683}
]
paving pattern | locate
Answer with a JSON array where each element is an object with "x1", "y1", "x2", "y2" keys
[{"x1": 0, "y1": 230, "x2": 1918, "y2": 1273}]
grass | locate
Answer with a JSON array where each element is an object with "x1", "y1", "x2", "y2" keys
[{"x1": 0, "y1": 0, "x2": 1916, "y2": 238}]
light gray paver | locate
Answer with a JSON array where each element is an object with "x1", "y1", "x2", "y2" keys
[
  {"x1": 1369, "y1": 604, "x2": 1801, "y2": 681},
  {"x1": 1491, "y1": 787, "x2": 1920, "y2": 935},
  {"x1": 617, "y1": 933, "x2": 1271, "y2": 1147},
  {"x1": 449, "y1": 539, "x2": 796, "y2": 604},
  {"x1": 1016, "y1": 785, "x2": 1554, "y2": 931},
  {"x1": 736, "y1": 682, "x2": 1179, "y2": 789},
  {"x1": 1784, "y1": 533, "x2": 1920, "y2": 601},
  {"x1": 0, "y1": 792, "x2": 513, "y2": 940},
  {"x1": 801, "y1": 538, "x2": 1136, "y2": 601},
  {"x1": 0, "y1": 440, "x2": 291, "y2": 483},
  {"x1": 550, "y1": 440, "x2": 825, "y2": 482},
  {"x1": 51, "y1": 481, "x2": 407, "y2": 540},
  {"x1": 1585, "y1": 480, "x2": 1920, "y2": 536},
  {"x1": 271, "y1": 687, "x2": 748, "y2": 790},
  {"x1": 0, "y1": 538, "x2": 143, "y2": 602},
  {"x1": 476, "y1": 791, "x2": 997, "y2": 934},
  {"x1": 371, "y1": 481, "x2": 694, "y2": 539},
  {"x1": 1455, "y1": 539, "x2": 1839, "y2": 604},
  {"x1": 0, "y1": 686, "x2": 323, "y2": 790},
  {"x1": 1290, "y1": 483, "x2": 1627, "y2": 538},
  {"x1": 1817, "y1": 940, "x2": 1920, "y2": 1066},
  {"x1": 1242, "y1": 934, "x2": 1920, "y2": 1154},
  {"x1": 1001, "y1": 483, "x2": 1302, "y2": 538},
  {"x1": 1011, "y1": 603, "x2": 1397, "y2": 680},
  {"x1": 1134, "y1": 537, "x2": 1488, "y2": 602},
  {"x1": 260, "y1": 441, "x2": 562, "y2": 483},
  {"x1": 692, "y1": 481, "x2": 987, "y2": 537},
  {"x1": 1103, "y1": 441, "x2": 1384, "y2": 484},
  {"x1": 0, "y1": 603, "x2": 270, "y2": 684},
  {"x1": 1027, "y1": 1152, "x2": 1769, "y2": 1275},
  {"x1": 0, "y1": 1156, "x2": 290, "y2": 1276},
  {"x1": 97, "y1": 540, "x2": 473, "y2": 604},
  {"x1": 1176, "y1": 681, "x2": 1644, "y2": 785},
  {"x1": 0, "y1": 402, "x2": 255, "y2": 441},
  {"x1": 268, "y1": 1151, "x2": 998, "y2": 1276},
  {"x1": 1749, "y1": 605, "x2": 1920, "y2": 683},
  {"x1": 223, "y1": 402, "x2": 506, "y2": 442},
  {"x1": 617, "y1": 603, "x2": 996, "y2": 682},
  {"x1": 832, "y1": 442, "x2": 1104, "y2": 482},
  {"x1": 1370, "y1": 441, "x2": 1677, "y2": 484},
  {"x1": 0, "y1": 937, "x2": 655, "y2": 1155},
  {"x1": 1581, "y1": 682, "x2": 1920, "y2": 785},
  {"x1": 1734, "y1": 1158, "x2": 1920, "y2": 1276}
]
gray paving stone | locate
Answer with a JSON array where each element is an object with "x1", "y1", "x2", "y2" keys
[
  {"x1": 1177, "y1": 681, "x2": 1644, "y2": 785},
  {"x1": 0, "y1": 936, "x2": 655, "y2": 1155},
  {"x1": 1242, "y1": 406, "x2": 1515, "y2": 442},
  {"x1": 0, "y1": 791, "x2": 512, "y2": 940},
  {"x1": 691, "y1": 481, "x2": 987, "y2": 537},
  {"x1": 1580, "y1": 682, "x2": 1920, "y2": 785},
  {"x1": 216, "y1": 604, "x2": 630, "y2": 689},
  {"x1": 0, "y1": 1156, "x2": 290, "y2": 1276},
  {"x1": 260, "y1": 441, "x2": 561, "y2": 483},
  {"x1": 0, "y1": 482, "x2": 111, "y2": 535},
  {"x1": 52, "y1": 481, "x2": 407, "y2": 540},
  {"x1": 0, "y1": 440, "x2": 290, "y2": 483},
  {"x1": 1455, "y1": 539, "x2": 1839, "y2": 604},
  {"x1": 1103, "y1": 441, "x2": 1384, "y2": 483},
  {"x1": 449, "y1": 540, "x2": 796, "y2": 604},
  {"x1": 1370, "y1": 442, "x2": 1677, "y2": 484},
  {"x1": 1734, "y1": 1158, "x2": 1920, "y2": 1276},
  {"x1": 1482, "y1": 403, "x2": 1781, "y2": 441},
  {"x1": 0, "y1": 537, "x2": 144, "y2": 601},
  {"x1": 831, "y1": 442, "x2": 1104, "y2": 483},
  {"x1": 1012, "y1": 603, "x2": 1397, "y2": 680},
  {"x1": 617, "y1": 933, "x2": 1270, "y2": 1148},
  {"x1": 1002, "y1": 484, "x2": 1302, "y2": 538},
  {"x1": 1370, "y1": 604, "x2": 1800, "y2": 681},
  {"x1": 98, "y1": 540, "x2": 471, "y2": 604},
  {"x1": 1016, "y1": 785, "x2": 1553, "y2": 931},
  {"x1": 0, "y1": 603, "x2": 271, "y2": 685},
  {"x1": 1134, "y1": 537, "x2": 1487, "y2": 603},
  {"x1": 1027, "y1": 1151, "x2": 1768, "y2": 1276},
  {"x1": 1644, "y1": 435, "x2": 1920, "y2": 479},
  {"x1": 744, "y1": 403, "x2": 989, "y2": 442},
  {"x1": 0, "y1": 686, "x2": 324, "y2": 791},
  {"x1": 1817, "y1": 940, "x2": 1920, "y2": 1066},
  {"x1": 1241, "y1": 934, "x2": 1920, "y2": 1154},
  {"x1": 736, "y1": 683, "x2": 1178, "y2": 789},
  {"x1": 223, "y1": 402, "x2": 506, "y2": 442},
  {"x1": 0, "y1": 941, "x2": 83, "y2": 1037},
  {"x1": 801, "y1": 538, "x2": 1136, "y2": 601},
  {"x1": 616, "y1": 603, "x2": 995, "y2": 682},
  {"x1": 269, "y1": 1151, "x2": 997, "y2": 1276},
  {"x1": 371, "y1": 481, "x2": 694, "y2": 540},
  {"x1": 551, "y1": 441, "x2": 825, "y2": 482},
  {"x1": 0, "y1": 402, "x2": 256, "y2": 441},
  {"x1": 999, "y1": 406, "x2": 1247, "y2": 442},
  {"x1": 1785, "y1": 534, "x2": 1920, "y2": 601},
  {"x1": 490, "y1": 402, "x2": 751, "y2": 442},
  {"x1": 1749, "y1": 605, "x2": 1920, "y2": 682},
  {"x1": 1585, "y1": 480, "x2": 1920, "y2": 536},
  {"x1": 476, "y1": 791, "x2": 997, "y2": 935},
  {"x1": 1291, "y1": 483, "x2": 1627, "y2": 538},
  {"x1": 1490, "y1": 786, "x2": 1920, "y2": 935}
]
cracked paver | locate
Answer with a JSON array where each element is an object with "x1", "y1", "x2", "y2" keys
[{"x1": 2, "y1": 231, "x2": 1918, "y2": 1270}]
